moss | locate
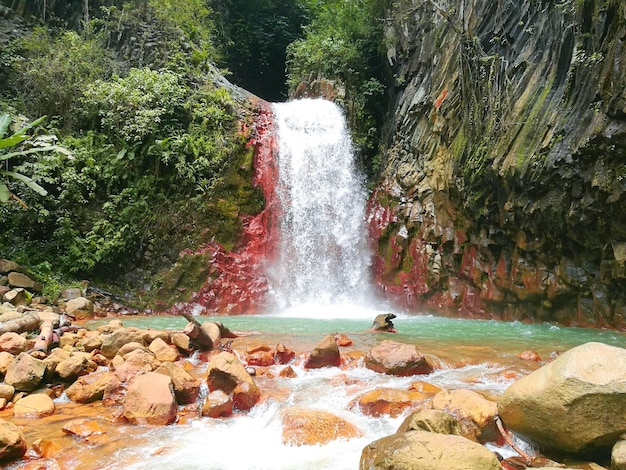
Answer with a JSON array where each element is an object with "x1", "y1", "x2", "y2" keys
[{"x1": 149, "y1": 252, "x2": 210, "y2": 310}]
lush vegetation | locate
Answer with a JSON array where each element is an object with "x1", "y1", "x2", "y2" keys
[{"x1": 0, "y1": 0, "x2": 389, "y2": 299}]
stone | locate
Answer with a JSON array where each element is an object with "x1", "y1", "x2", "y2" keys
[
  {"x1": 517, "y1": 349, "x2": 542, "y2": 362},
  {"x1": 245, "y1": 350, "x2": 275, "y2": 366},
  {"x1": 0, "y1": 384, "x2": 14, "y2": 401},
  {"x1": 369, "y1": 313, "x2": 397, "y2": 332},
  {"x1": 202, "y1": 390, "x2": 233, "y2": 418},
  {"x1": 149, "y1": 337, "x2": 179, "y2": 362},
  {"x1": 612, "y1": 440, "x2": 626, "y2": 470},
  {"x1": 62, "y1": 418, "x2": 105, "y2": 437},
  {"x1": 360, "y1": 430, "x2": 501, "y2": 470},
  {"x1": 275, "y1": 343, "x2": 295, "y2": 364},
  {"x1": 0, "y1": 332, "x2": 27, "y2": 355},
  {"x1": 207, "y1": 351, "x2": 260, "y2": 411},
  {"x1": 101, "y1": 328, "x2": 146, "y2": 358},
  {"x1": 113, "y1": 348, "x2": 160, "y2": 383},
  {"x1": 279, "y1": 365, "x2": 297, "y2": 378},
  {"x1": 64, "y1": 297, "x2": 94, "y2": 320},
  {"x1": 117, "y1": 341, "x2": 149, "y2": 357},
  {"x1": 498, "y1": 342, "x2": 626, "y2": 455},
  {"x1": 304, "y1": 334, "x2": 340, "y2": 368},
  {"x1": 14, "y1": 393, "x2": 55, "y2": 417},
  {"x1": 352, "y1": 387, "x2": 429, "y2": 417},
  {"x1": 65, "y1": 370, "x2": 121, "y2": 403},
  {"x1": 281, "y1": 407, "x2": 363, "y2": 446},
  {"x1": 60, "y1": 288, "x2": 83, "y2": 300},
  {"x1": 123, "y1": 372, "x2": 177, "y2": 425},
  {"x1": 170, "y1": 332, "x2": 192, "y2": 353},
  {"x1": 0, "y1": 260, "x2": 21, "y2": 274},
  {"x1": 5, "y1": 352, "x2": 47, "y2": 391},
  {"x1": 16, "y1": 457, "x2": 62, "y2": 469},
  {"x1": 365, "y1": 340, "x2": 435, "y2": 376},
  {"x1": 7, "y1": 272, "x2": 42, "y2": 291},
  {"x1": 79, "y1": 331, "x2": 103, "y2": 352},
  {"x1": 0, "y1": 351, "x2": 14, "y2": 376},
  {"x1": 4, "y1": 288, "x2": 28, "y2": 306},
  {"x1": 0, "y1": 418, "x2": 27, "y2": 462},
  {"x1": 200, "y1": 322, "x2": 222, "y2": 347},
  {"x1": 397, "y1": 408, "x2": 473, "y2": 440},
  {"x1": 42, "y1": 348, "x2": 71, "y2": 374},
  {"x1": 432, "y1": 389, "x2": 498, "y2": 443},
  {"x1": 154, "y1": 362, "x2": 200, "y2": 404},
  {"x1": 55, "y1": 354, "x2": 96, "y2": 381}
]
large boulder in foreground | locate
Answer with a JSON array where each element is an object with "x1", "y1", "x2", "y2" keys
[
  {"x1": 304, "y1": 334, "x2": 340, "y2": 369},
  {"x1": 123, "y1": 372, "x2": 177, "y2": 425},
  {"x1": 498, "y1": 342, "x2": 626, "y2": 455},
  {"x1": 360, "y1": 430, "x2": 501, "y2": 470},
  {"x1": 365, "y1": 340, "x2": 434, "y2": 376}
]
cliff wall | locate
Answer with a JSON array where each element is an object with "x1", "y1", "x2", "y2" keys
[{"x1": 371, "y1": 0, "x2": 626, "y2": 326}]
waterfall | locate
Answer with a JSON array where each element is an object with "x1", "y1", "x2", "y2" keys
[{"x1": 268, "y1": 98, "x2": 374, "y2": 313}]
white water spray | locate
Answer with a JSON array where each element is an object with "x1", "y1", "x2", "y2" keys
[{"x1": 269, "y1": 99, "x2": 374, "y2": 314}]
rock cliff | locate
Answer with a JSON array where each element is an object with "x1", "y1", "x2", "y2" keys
[{"x1": 370, "y1": 0, "x2": 626, "y2": 327}]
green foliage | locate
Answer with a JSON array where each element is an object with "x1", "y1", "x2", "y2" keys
[
  {"x1": 0, "y1": 113, "x2": 72, "y2": 204},
  {"x1": 285, "y1": 0, "x2": 387, "y2": 178},
  {"x1": 4, "y1": 28, "x2": 116, "y2": 128},
  {"x1": 82, "y1": 68, "x2": 187, "y2": 144}
]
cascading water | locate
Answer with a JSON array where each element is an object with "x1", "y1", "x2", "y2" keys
[{"x1": 269, "y1": 99, "x2": 374, "y2": 313}]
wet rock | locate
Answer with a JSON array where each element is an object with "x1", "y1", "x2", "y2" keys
[
  {"x1": 517, "y1": 349, "x2": 542, "y2": 362},
  {"x1": 408, "y1": 380, "x2": 442, "y2": 395},
  {"x1": 431, "y1": 389, "x2": 498, "y2": 443},
  {"x1": 275, "y1": 343, "x2": 295, "y2": 364},
  {"x1": 304, "y1": 334, "x2": 340, "y2": 369},
  {"x1": 154, "y1": 362, "x2": 200, "y2": 405},
  {"x1": 498, "y1": 342, "x2": 626, "y2": 455},
  {"x1": 65, "y1": 370, "x2": 122, "y2": 403},
  {"x1": 0, "y1": 351, "x2": 14, "y2": 375},
  {"x1": 206, "y1": 351, "x2": 260, "y2": 411},
  {"x1": 279, "y1": 365, "x2": 297, "y2": 378},
  {"x1": 123, "y1": 372, "x2": 177, "y2": 425},
  {"x1": 13, "y1": 393, "x2": 55, "y2": 417},
  {"x1": 0, "y1": 332, "x2": 27, "y2": 355},
  {"x1": 369, "y1": 313, "x2": 396, "y2": 332},
  {"x1": 19, "y1": 457, "x2": 61, "y2": 469},
  {"x1": 364, "y1": 340, "x2": 435, "y2": 376},
  {"x1": 170, "y1": 332, "x2": 193, "y2": 354},
  {"x1": 0, "y1": 418, "x2": 27, "y2": 462},
  {"x1": 245, "y1": 350, "x2": 275, "y2": 366},
  {"x1": 281, "y1": 406, "x2": 363, "y2": 446},
  {"x1": 360, "y1": 430, "x2": 501, "y2": 470},
  {"x1": 352, "y1": 387, "x2": 429, "y2": 417},
  {"x1": 331, "y1": 333, "x2": 353, "y2": 346},
  {"x1": 202, "y1": 390, "x2": 232, "y2": 418},
  {"x1": 5, "y1": 352, "x2": 47, "y2": 391},
  {"x1": 62, "y1": 418, "x2": 105, "y2": 438},
  {"x1": 397, "y1": 408, "x2": 469, "y2": 438}
]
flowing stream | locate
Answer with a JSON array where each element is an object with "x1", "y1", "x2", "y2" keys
[{"x1": 7, "y1": 99, "x2": 626, "y2": 469}]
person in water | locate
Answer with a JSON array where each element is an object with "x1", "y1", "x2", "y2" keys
[{"x1": 369, "y1": 313, "x2": 397, "y2": 333}]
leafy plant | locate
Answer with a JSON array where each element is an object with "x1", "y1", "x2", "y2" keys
[{"x1": 0, "y1": 113, "x2": 70, "y2": 205}]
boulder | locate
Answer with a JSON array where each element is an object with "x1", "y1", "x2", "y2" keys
[
  {"x1": 14, "y1": 394, "x2": 55, "y2": 417},
  {"x1": 42, "y1": 348, "x2": 71, "y2": 374},
  {"x1": 5, "y1": 352, "x2": 47, "y2": 391},
  {"x1": 304, "y1": 334, "x2": 340, "y2": 368},
  {"x1": 0, "y1": 418, "x2": 27, "y2": 462},
  {"x1": 154, "y1": 362, "x2": 200, "y2": 404},
  {"x1": 0, "y1": 384, "x2": 15, "y2": 401},
  {"x1": 202, "y1": 390, "x2": 233, "y2": 418},
  {"x1": 149, "y1": 337, "x2": 179, "y2": 363},
  {"x1": 0, "y1": 352, "x2": 15, "y2": 376},
  {"x1": 55, "y1": 354, "x2": 96, "y2": 381},
  {"x1": 4, "y1": 288, "x2": 28, "y2": 306},
  {"x1": 275, "y1": 343, "x2": 295, "y2": 364},
  {"x1": 369, "y1": 313, "x2": 397, "y2": 332},
  {"x1": 7, "y1": 272, "x2": 42, "y2": 292},
  {"x1": 206, "y1": 351, "x2": 260, "y2": 411},
  {"x1": 0, "y1": 260, "x2": 21, "y2": 274},
  {"x1": 101, "y1": 328, "x2": 146, "y2": 358},
  {"x1": 117, "y1": 341, "x2": 149, "y2": 358},
  {"x1": 365, "y1": 340, "x2": 434, "y2": 376},
  {"x1": 397, "y1": 408, "x2": 472, "y2": 440},
  {"x1": 79, "y1": 331, "x2": 104, "y2": 353},
  {"x1": 62, "y1": 418, "x2": 105, "y2": 438},
  {"x1": 360, "y1": 430, "x2": 501, "y2": 470},
  {"x1": 352, "y1": 387, "x2": 429, "y2": 417},
  {"x1": 123, "y1": 372, "x2": 177, "y2": 425},
  {"x1": 113, "y1": 348, "x2": 160, "y2": 382},
  {"x1": 64, "y1": 297, "x2": 94, "y2": 320},
  {"x1": 612, "y1": 439, "x2": 626, "y2": 470},
  {"x1": 245, "y1": 350, "x2": 275, "y2": 366},
  {"x1": 281, "y1": 407, "x2": 363, "y2": 446},
  {"x1": 170, "y1": 332, "x2": 193, "y2": 354},
  {"x1": 431, "y1": 389, "x2": 498, "y2": 443},
  {"x1": 65, "y1": 370, "x2": 122, "y2": 403},
  {"x1": 498, "y1": 342, "x2": 626, "y2": 455},
  {"x1": 0, "y1": 332, "x2": 27, "y2": 355}
]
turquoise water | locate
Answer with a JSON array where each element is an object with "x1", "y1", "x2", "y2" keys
[{"x1": 88, "y1": 313, "x2": 626, "y2": 360}]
